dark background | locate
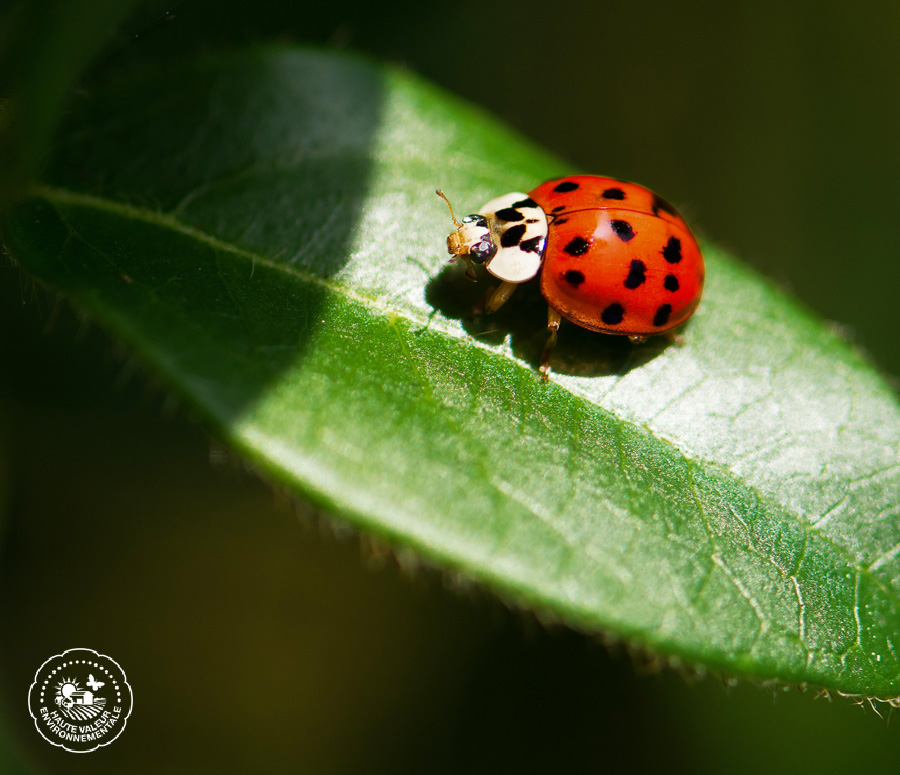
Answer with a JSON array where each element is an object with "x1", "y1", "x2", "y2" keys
[{"x1": 1, "y1": 1, "x2": 899, "y2": 772}]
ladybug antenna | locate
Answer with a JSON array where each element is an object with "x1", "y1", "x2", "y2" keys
[{"x1": 435, "y1": 189, "x2": 462, "y2": 228}]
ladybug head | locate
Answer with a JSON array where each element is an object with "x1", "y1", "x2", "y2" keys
[
  {"x1": 436, "y1": 190, "x2": 497, "y2": 281},
  {"x1": 447, "y1": 214, "x2": 496, "y2": 263}
]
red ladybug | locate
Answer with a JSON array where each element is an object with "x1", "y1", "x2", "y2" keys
[{"x1": 438, "y1": 175, "x2": 704, "y2": 377}]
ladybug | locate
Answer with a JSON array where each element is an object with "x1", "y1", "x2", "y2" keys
[{"x1": 438, "y1": 175, "x2": 704, "y2": 377}]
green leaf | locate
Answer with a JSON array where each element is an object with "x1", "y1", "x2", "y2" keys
[{"x1": 3, "y1": 47, "x2": 899, "y2": 697}]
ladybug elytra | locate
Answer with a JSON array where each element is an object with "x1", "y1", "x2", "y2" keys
[{"x1": 438, "y1": 175, "x2": 704, "y2": 377}]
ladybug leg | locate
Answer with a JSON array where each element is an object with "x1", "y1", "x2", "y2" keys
[
  {"x1": 539, "y1": 308, "x2": 563, "y2": 381},
  {"x1": 628, "y1": 335, "x2": 648, "y2": 344},
  {"x1": 480, "y1": 281, "x2": 518, "y2": 314}
]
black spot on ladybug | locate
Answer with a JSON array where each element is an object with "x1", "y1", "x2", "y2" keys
[
  {"x1": 495, "y1": 207, "x2": 524, "y2": 222},
  {"x1": 652, "y1": 194, "x2": 677, "y2": 217},
  {"x1": 500, "y1": 224, "x2": 526, "y2": 247},
  {"x1": 553, "y1": 181, "x2": 580, "y2": 193},
  {"x1": 563, "y1": 270, "x2": 585, "y2": 287},
  {"x1": 653, "y1": 303, "x2": 672, "y2": 327},
  {"x1": 602, "y1": 187, "x2": 626, "y2": 200},
  {"x1": 601, "y1": 303, "x2": 625, "y2": 326},
  {"x1": 553, "y1": 218, "x2": 569, "y2": 226},
  {"x1": 551, "y1": 205, "x2": 566, "y2": 213},
  {"x1": 624, "y1": 260, "x2": 646, "y2": 289},
  {"x1": 512, "y1": 197, "x2": 538, "y2": 209},
  {"x1": 664, "y1": 274, "x2": 680, "y2": 292},
  {"x1": 520, "y1": 236, "x2": 543, "y2": 253},
  {"x1": 662, "y1": 237, "x2": 682, "y2": 263},
  {"x1": 563, "y1": 236, "x2": 590, "y2": 256},
  {"x1": 610, "y1": 220, "x2": 636, "y2": 242}
]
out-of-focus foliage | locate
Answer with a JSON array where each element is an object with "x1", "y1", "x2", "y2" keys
[{"x1": 0, "y1": 0, "x2": 139, "y2": 205}]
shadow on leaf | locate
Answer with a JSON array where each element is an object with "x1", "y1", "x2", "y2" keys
[{"x1": 425, "y1": 261, "x2": 673, "y2": 378}]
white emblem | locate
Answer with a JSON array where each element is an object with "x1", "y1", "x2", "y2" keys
[{"x1": 28, "y1": 647, "x2": 133, "y2": 753}]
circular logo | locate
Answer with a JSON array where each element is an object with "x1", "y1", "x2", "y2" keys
[{"x1": 28, "y1": 648, "x2": 133, "y2": 753}]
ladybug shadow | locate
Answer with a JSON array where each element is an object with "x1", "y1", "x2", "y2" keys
[{"x1": 425, "y1": 263, "x2": 672, "y2": 378}]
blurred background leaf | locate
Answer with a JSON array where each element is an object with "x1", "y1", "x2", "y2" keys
[
  {"x1": 1, "y1": 1, "x2": 899, "y2": 773},
  {"x1": 0, "y1": 0, "x2": 141, "y2": 205}
]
